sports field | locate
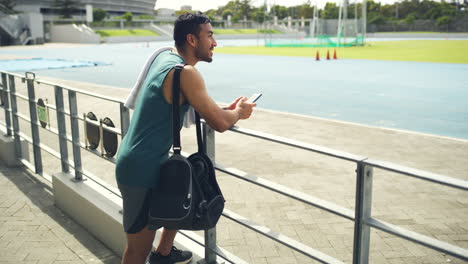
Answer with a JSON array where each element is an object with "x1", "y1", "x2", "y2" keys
[{"x1": 216, "y1": 40, "x2": 468, "y2": 64}]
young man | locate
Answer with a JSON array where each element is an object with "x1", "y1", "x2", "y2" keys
[{"x1": 115, "y1": 12, "x2": 256, "y2": 264}]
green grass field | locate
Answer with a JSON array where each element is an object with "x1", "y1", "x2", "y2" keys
[
  {"x1": 216, "y1": 40, "x2": 468, "y2": 64},
  {"x1": 95, "y1": 29, "x2": 159, "y2": 37},
  {"x1": 213, "y1": 29, "x2": 281, "y2": 35}
]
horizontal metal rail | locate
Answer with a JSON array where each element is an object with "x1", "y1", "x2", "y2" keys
[
  {"x1": 85, "y1": 118, "x2": 122, "y2": 135},
  {"x1": 223, "y1": 209, "x2": 345, "y2": 264},
  {"x1": 9, "y1": 91, "x2": 29, "y2": 101},
  {"x1": 225, "y1": 125, "x2": 468, "y2": 192},
  {"x1": 367, "y1": 218, "x2": 468, "y2": 261},
  {"x1": 35, "y1": 77, "x2": 123, "y2": 104},
  {"x1": 2, "y1": 72, "x2": 123, "y2": 104},
  {"x1": 13, "y1": 111, "x2": 117, "y2": 163},
  {"x1": 15, "y1": 130, "x2": 121, "y2": 197},
  {"x1": 8, "y1": 91, "x2": 123, "y2": 136},
  {"x1": 228, "y1": 125, "x2": 366, "y2": 162},
  {"x1": 364, "y1": 159, "x2": 468, "y2": 191},
  {"x1": 216, "y1": 163, "x2": 355, "y2": 221}
]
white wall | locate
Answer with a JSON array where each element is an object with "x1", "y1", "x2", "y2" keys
[
  {"x1": 50, "y1": 24, "x2": 100, "y2": 44},
  {"x1": 20, "y1": 13, "x2": 44, "y2": 41}
]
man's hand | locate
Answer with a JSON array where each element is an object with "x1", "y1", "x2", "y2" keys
[
  {"x1": 225, "y1": 97, "x2": 244, "y2": 110},
  {"x1": 235, "y1": 97, "x2": 256, "y2": 120}
]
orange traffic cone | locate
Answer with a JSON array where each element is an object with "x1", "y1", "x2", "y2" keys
[
  {"x1": 333, "y1": 49, "x2": 337, "y2": 60},
  {"x1": 315, "y1": 51, "x2": 320, "y2": 61},
  {"x1": 326, "y1": 50, "x2": 330, "y2": 60}
]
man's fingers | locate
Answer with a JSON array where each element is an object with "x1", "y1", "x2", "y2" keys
[{"x1": 234, "y1": 97, "x2": 243, "y2": 104}]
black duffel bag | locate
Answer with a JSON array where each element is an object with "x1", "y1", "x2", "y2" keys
[{"x1": 148, "y1": 64, "x2": 224, "y2": 231}]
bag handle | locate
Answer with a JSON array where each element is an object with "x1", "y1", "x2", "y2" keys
[{"x1": 171, "y1": 64, "x2": 206, "y2": 155}]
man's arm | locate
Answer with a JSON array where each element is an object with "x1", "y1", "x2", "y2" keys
[{"x1": 179, "y1": 66, "x2": 253, "y2": 132}]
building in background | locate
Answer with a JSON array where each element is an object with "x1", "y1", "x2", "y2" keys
[
  {"x1": 156, "y1": 8, "x2": 176, "y2": 17},
  {"x1": 180, "y1": 5, "x2": 192, "y2": 11},
  {"x1": 14, "y1": 0, "x2": 157, "y2": 16}
]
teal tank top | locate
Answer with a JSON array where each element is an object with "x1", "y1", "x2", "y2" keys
[{"x1": 115, "y1": 50, "x2": 189, "y2": 187}]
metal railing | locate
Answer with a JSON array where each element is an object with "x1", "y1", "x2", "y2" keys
[{"x1": 1, "y1": 70, "x2": 467, "y2": 264}]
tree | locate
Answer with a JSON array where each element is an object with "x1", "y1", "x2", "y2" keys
[
  {"x1": 380, "y1": 4, "x2": 395, "y2": 19},
  {"x1": 418, "y1": 0, "x2": 438, "y2": 19},
  {"x1": 122, "y1": 12, "x2": 133, "y2": 22},
  {"x1": 388, "y1": 18, "x2": 403, "y2": 31},
  {"x1": 93, "y1": 8, "x2": 107, "y2": 22},
  {"x1": 222, "y1": 9, "x2": 233, "y2": 19},
  {"x1": 439, "y1": 1, "x2": 456, "y2": 17},
  {"x1": 53, "y1": 0, "x2": 80, "y2": 18},
  {"x1": 322, "y1": 3, "x2": 339, "y2": 19},
  {"x1": 298, "y1": 2, "x2": 314, "y2": 19},
  {"x1": 405, "y1": 13, "x2": 417, "y2": 30},
  {"x1": 436, "y1": 15, "x2": 451, "y2": 31},
  {"x1": 287, "y1": 6, "x2": 300, "y2": 19},
  {"x1": 211, "y1": 0, "x2": 463, "y2": 31},
  {"x1": 368, "y1": 13, "x2": 386, "y2": 25},
  {"x1": 0, "y1": 0, "x2": 17, "y2": 14},
  {"x1": 239, "y1": 0, "x2": 251, "y2": 19},
  {"x1": 252, "y1": 6, "x2": 267, "y2": 23},
  {"x1": 222, "y1": 0, "x2": 242, "y2": 20},
  {"x1": 205, "y1": 9, "x2": 217, "y2": 21},
  {"x1": 270, "y1": 5, "x2": 288, "y2": 19}
]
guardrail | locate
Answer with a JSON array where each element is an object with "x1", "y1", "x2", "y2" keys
[{"x1": 1, "y1": 71, "x2": 467, "y2": 264}]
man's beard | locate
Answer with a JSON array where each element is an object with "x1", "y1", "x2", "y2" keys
[{"x1": 196, "y1": 47, "x2": 213, "y2": 63}]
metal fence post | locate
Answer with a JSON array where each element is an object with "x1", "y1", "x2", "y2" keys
[
  {"x1": 352, "y1": 161, "x2": 373, "y2": 264},
  {"x1": 120, "y1": 103, "x2": 130, "y2": 138},
  {"x1": 26, "y1": 72, "x2": 43, "y2": 175},
  {"x1": 54, "y1": 86, "x2": 69, "y2": 173},
  {"x1": 8, "y1": 75, "x2": 22, "y2": 159},
  {"x1": 68, "y1": 90, "x2": 83, "y2": 180},
  {"x1": 202, "y1": 122, "x2": 217, "y2": 264},
  {"x1": 1, "y1": 73, "x2": 12, "y2": 136}
]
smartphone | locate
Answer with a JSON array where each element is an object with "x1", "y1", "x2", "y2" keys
[{"x1": 247, "y1": 93, "x2": 262, "y2": 103}]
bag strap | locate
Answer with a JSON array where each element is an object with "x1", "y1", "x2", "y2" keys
[
  {"x1": 172, "y1": 64, "x2": 206, "y2": 155},
  {"x1": 171, "y1": 64, "x2": 185, "y2": 155},
  {"x1": 195, "y1": 112, "x2": 204, "y2": 153}
]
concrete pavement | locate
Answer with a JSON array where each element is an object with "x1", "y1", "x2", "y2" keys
[{"x1": 0, "y1": 161, "x2": 120, "y2": 264}]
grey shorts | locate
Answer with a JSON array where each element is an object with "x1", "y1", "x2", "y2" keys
[{"x1": 118, "y1": 184, "x2": 162, "y2": 233}]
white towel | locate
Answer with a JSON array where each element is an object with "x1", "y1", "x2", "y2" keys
[{"x1": 124, "y1": 46, "x2": 196, "y2": 128}]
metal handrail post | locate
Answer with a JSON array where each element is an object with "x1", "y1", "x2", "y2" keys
[
  {"x1": 8, "y1": 75, "x2": 22, "y2": 159},
  {"x1": 68, "y1": 90, "x2": 83, "y2": 180},
  {"x1": 120, "y1": 103, "x2": 130, "y2": 138},
  {"x1": 54, "y1": 86, "x2": 69, "y2": 173},
  {"x1": 352, "y1": 161, "x2": 373, "y2": 264},
  {"x1": 202, "y1": 122, "x2": 217, "y2": 264},
  {"x1": 26, "y1": 72, "x2": 43, "y2": 175},
  {"x1": 1, "y1": 73, "x2": 12, "y2": 136}
]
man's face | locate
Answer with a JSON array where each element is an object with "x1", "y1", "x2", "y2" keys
[{"x1": 193, "y1": 23, "x2": 217, "y2": 63}]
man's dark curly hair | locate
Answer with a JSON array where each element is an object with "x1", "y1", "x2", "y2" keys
[{"x1": 173, "y1": 12, "x2": 211, "y2": 50}]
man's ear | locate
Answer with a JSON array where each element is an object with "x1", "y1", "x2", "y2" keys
[{"x1": 186, "y1": 33, "x2": 197, "y2": 48}]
